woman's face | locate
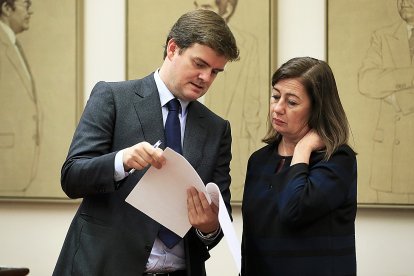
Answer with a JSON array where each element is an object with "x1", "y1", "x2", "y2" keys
[{"x1": 270, "y1": 78, "x2": 312, "y2": 143}]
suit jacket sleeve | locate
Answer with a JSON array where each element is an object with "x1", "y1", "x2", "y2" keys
[
  {"x1": 61, "y1": 81, "x2": 118, "y2": 198},
  {"x1": 182, "y1": 101, "x2": 232, "y2": 254},
  {"x1": 207, "y1": 120, "x2": 232, "y2": 249}
]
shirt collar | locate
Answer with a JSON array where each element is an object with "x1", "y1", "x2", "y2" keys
[
  {"x1": 0, "y1": 21, "x2": 16, "y2": 45},
  {"x1": 153, "y1": 69, "x2": 189, "y2": 114}
]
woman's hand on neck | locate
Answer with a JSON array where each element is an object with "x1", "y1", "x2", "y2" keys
[{"x1": 290, "y1": 130, "x2": 324, "y2": 166}]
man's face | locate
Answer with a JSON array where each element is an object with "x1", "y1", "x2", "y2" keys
[
  {"x1": 398, "y1": 0, "x2": 414, "y2": 25},
  {"x1": 8, "y1": 0, "x2": 32, "y2": 34},
  {"x1": 164, "y1": 40, "x2": 228, "y2": 102}
]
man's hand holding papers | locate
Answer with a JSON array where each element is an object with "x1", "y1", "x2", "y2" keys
[{"x1": 125, "y1": 147, "x2": 241, "y2": 273}]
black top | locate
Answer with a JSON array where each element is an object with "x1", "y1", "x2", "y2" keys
[{"x1": 241, "y1": 142, "x2": 357, "y2": 276}]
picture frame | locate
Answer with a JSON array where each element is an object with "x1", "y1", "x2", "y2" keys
[
  {"x1": 327, "y1": 0, "x2": 414, "y2": 207},
  {"x1": 126, "y1": 0, "x2": 277, "y2": 203},
  {"x1": 0, "y1": 0, "x2": 83, "y2": 201}
]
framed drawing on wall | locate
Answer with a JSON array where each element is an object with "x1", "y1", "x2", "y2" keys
[
  {"x1": 127, "y1": 0, "x2": 276, "y2": 203},
  {"x1": 0, "y1": 0, "x2": 83, "y2": 200},
  {"x1": 328, "y1": 0, "x2": 414, "y2": 206}
]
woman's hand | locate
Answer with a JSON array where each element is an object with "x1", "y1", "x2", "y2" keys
[
  {"x1": 298, "y1": 129, "x2": 325, "y2": 152},
  {"x1": 291, "y1": 130, "x2": 324, "y2": 165}
]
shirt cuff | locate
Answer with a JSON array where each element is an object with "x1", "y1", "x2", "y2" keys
[
  {"x1": 114, "y1": 149, "x2": 128, "y2": 181},
  {"x1": 195, "y1": 226, "x2": 221, "y2": 244}
]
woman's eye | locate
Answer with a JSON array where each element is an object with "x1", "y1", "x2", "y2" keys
[
  {"x1": 287, "y1": 100, "x2": 298, "y2": 106},
  {"x1": 271, "y1": 95, "x2": 280, "y2": 101}
]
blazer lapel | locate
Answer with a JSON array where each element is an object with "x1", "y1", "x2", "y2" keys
[
  {"x1": 387, "y1": 22, "x2": 411, "y2": 67},
  {"x1": 183, "y1": 101, "x2": 207, "y2": 170},
  {"x1": 132, "y1": 74, "x2": 165, "y2": 146},
  {"x1": 0, "y1": 28, "x2": 32, "y2": 97},
  {"x1": 132, "y1": 75, "x2": 207, "y2": 169}
]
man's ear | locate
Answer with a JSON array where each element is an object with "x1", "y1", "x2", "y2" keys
[
  {"x1": 1, "y1": 2, "x2": 12, "y2": 17},
  {"x1": 166, "y1": 39, "x2": 179, "y2": 60}
]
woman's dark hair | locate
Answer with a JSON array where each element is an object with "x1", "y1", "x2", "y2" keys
[{"x1": 263, "y1": 57, "x2": 351, "y2": 160}]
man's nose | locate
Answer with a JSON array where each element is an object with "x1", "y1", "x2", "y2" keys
[{"x1": 198, "y1": 69, "x2": 213, "y2": 82}]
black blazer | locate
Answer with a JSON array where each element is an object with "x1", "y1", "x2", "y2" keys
[{"x1": 53, "y1": 73, "x2": 232, "y2": 276}]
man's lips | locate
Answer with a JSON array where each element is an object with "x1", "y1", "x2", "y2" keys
[{"x1": 190, "y1": 82, "x2": 204, "y2": 90}]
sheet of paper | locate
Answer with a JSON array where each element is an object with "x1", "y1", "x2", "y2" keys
[
  {"x1": 125, "y1": 147, "x2": 241, "y2": 273},
  {"x1": 125, "y1": 147, "x2": 207, "y2": 237},
  {"x1": 206, "y1": 182, "x2": 241, "y2": 273}
]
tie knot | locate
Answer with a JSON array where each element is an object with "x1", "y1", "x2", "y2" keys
[{"x1": 166, "y1": 98, "x2": 181, "y2": 112}]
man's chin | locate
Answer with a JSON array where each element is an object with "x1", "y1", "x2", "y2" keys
[
  {"x1": 184, "y1": 87, "x2": 206, "y2": 101},
  {"x1": 186, "y1": 93, "x2": 202, "y2": 101}
]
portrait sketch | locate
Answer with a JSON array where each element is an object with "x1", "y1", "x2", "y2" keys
[
  {"x1": 328, "y1": 0, "x2": 414, "y2": 206},
  {"x1": 127, "y1": 0, "x2": 272, "y2": 202},
  {"x1": 0, "y1": 0, "x2": 82, "y2": 200}
]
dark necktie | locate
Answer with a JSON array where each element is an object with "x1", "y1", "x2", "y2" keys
[
  {"x1": 164, "y1": 98, "x2": 182, "y2": 154},
  {"x1": 158, "y1": 98, "x2": 182, "y2": 248},
  {"x1": 410, "y1": 29, "x2": 414, "y2": 60}
]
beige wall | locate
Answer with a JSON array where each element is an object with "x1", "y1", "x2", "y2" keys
[{"x1": 1, "y1": 0, "x2": 414, "y2": 275}]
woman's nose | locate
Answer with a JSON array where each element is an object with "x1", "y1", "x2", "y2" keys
[{"x1": 273, "y1": 100, "x2": 285, "y2": 114}]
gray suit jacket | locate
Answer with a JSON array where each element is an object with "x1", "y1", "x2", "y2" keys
[{"x1": 53, "y1": 73, "x2": 232, "y2": 276}]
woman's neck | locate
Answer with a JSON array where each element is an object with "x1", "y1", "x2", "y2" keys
[{"x1": 279, "y1": 137, "x2": 296, "y2": 156}]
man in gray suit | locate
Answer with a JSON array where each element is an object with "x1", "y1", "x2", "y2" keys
[
  {"x1": 53, "y1": 9, "x2": 239, "y2": 276},
  {"x1": 0, "y1": 0, "x2": 39, "y2": 193}
]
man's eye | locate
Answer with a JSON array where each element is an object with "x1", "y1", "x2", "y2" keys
[{"x1": 194, "y1": 61, "x2": 204, "y2": 68}]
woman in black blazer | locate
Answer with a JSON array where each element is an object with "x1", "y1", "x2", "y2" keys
[{"x1": 241, "y1": 57, "x2": 357, "y2": 276}]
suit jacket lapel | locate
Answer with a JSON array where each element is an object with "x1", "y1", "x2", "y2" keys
[
  {"x1": 0, "y1": 27, "x2": 32, "y2": 96},
  {"x1": 183, "y1": 101, "x2": 207, "y2": 170},
  {"x1": 132, "y1": 74, "x2": 206, "y2": 169},
  {"x1": 387, "y1": 22, "x2": 411, "y2": 67},
  {"x1": 132, "y1": 74, "x2": 165, "y2": 146}
]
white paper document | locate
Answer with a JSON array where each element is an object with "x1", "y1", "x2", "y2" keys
[
  {"x1": 125, "y1": 147, "x2": 241, "y2": 272},
  {"x1": 205, "y1": 182, "x2": 242, "y2": 273}
]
